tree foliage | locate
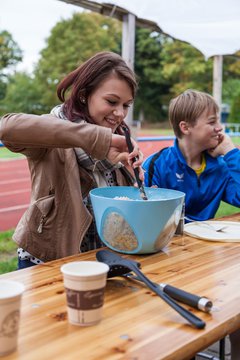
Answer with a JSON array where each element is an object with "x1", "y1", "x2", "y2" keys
[
  {"x1": 34, "y1": 12, "x2": 121, "y2": 111},
  {"x1": 0, "y1": 72, "x2": 43, "y2": 116},
  {"x1": 134, "y1": 28, "x2": 171, "y2": 122},
  {"x1": 1, "y1": 14, "x2": 240, "y2": 123},
  {"x1": 0, "y1": 30, "x2": 22, "y2": 70},
  {"x1": 160, "y1": 39, "x2": 213, "y2": 97},
  {"x1": 0, "y1": 30, "x2": 22, "y2": 100},
  {"x1": 223, "y1": 53, "x2": 240, "y2": 122}
]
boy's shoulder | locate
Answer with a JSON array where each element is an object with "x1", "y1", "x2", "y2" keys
[{"x1": 143, "y1": 146, "x2": 174, "y2": 168}]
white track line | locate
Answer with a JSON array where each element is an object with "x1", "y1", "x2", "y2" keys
[
  {"x1": 0, "y1": 189, "x2": 30, "y2": 197},
  {"x1": 0, "y1": 204, "x2": 29, "y2": 213},
  {"x1": 0, "y1": 178, "x2": 30, "y2": 185}
]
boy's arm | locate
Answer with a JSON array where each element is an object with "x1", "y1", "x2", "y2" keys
[
  {"x1": 223, "y1": 147, "x2": 240, "y2": 181},
  {"x1": 221, "y1": 145, "x2": 240, "y2": 206}
]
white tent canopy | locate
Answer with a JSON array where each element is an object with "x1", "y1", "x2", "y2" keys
[
  {"x1": 62, "y1": 0, "x2": 240, "y2": 58},
  {"x1": 91, "y1": 0, "x2": 240, "y2": 59},
  {"x1": 60, "y1": 0, "x2": 240, "y2": 120}
]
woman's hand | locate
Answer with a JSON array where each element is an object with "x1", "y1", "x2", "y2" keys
[
  {"x1": 107, "y1": 134, "x2": 144, "y2": 181},
  {"x1": 208, "y1": 133, "x2": 235, "y2": 157}
]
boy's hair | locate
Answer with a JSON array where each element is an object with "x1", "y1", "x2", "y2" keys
[{"x1": 169, "y1": 89, "x2": 219, "y2": 138}]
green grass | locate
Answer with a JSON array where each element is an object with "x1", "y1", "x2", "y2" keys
[
  {"x1": 138, "y1": 128, "x2": 174, "y2": 136},
  {"x1": 215, "y1": 201, "x2": 240, "y2": 218},
  {"x1": 0, "y1": 258, "x2": 18, "y2": 274},
  {"x1": 0, "y1": 230, "x2": 18, "y2": 274},
  {"x1": 0, "y1": 147, "x2": 24, "y2": 159}
]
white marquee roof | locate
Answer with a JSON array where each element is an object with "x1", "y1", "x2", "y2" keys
[{"x1": 62, "y1": 0, "x2": 240, "y2": 58}]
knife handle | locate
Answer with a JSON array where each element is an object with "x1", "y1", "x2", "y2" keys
[{"x1": 159, "y1": 283, "x2": 213, "y2": 312}]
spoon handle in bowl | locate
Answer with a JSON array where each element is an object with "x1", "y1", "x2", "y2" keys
[{"x1": 122, "y1": 126, "x2": 148, "y2": 201}]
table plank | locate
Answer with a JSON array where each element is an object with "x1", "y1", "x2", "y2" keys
[{"x1": 1, "y1": 214, "x2": 240, "y2": 360}]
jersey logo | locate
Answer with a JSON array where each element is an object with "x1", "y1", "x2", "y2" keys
[{"x1": 176, "y1": 173, "x2": 184, "y2": 181}]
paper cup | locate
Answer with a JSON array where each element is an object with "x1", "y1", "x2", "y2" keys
[
  {"x1": 61, "y1": 261, "x2": 109, "y2": 326},
  {"x1": 0, "y1": 280, "x2": 25, "y2": 356}
]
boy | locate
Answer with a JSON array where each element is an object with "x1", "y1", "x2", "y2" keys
[
  {"x1": 143, "y1": 89, "x2": 240, "y2": 359},
  {"x1": 143, "y1": 89, "x2": 240, "y2": 221}
]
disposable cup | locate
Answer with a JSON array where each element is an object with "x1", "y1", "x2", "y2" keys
[
  {"x1": 61, "y1": 261, "x2": 109, "y2": 326},
  {"x1": 0, "y1": 280, "x2": 25, "y2": 356}
]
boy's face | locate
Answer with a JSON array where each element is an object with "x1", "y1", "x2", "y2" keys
[{"x1": 188, "y1": 109, "x2": 222, "y2": 150}]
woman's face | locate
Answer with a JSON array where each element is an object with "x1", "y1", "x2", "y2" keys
[{"x1": 87, "y1": 74, "x2": 133, "y2": 132}]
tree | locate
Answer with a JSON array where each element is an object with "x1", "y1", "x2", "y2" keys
[
  {"x1": 0, "y1": 30, "x2": 22, "y2": 99},
  {"x1": 222, "y1": 53, "x2": 240, "y2": 122},
  {"x1": 228, "y1": 94, "x2": 240, "y2": 123},
  {"x1": 34, "y1": 12, "x2": 121, "y2": 111},
  {"x1": 0, "y1": 72, "x2": 43, "y2": 116},
  {"x1": 160, "y1": 39, "x2": 213, "y2": 97},
  {"x1": 0, "y1": 30, "x2": 22, "y2": 70},
  {"x1": 134, "y1": 28, "x2": 171, "y2": 122}
]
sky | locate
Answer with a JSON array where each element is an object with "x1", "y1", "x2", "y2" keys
[
  {"x1": 1, "y1": 0, "x2": 82, "y2": 72},
  {"x1": 1, "y1": 0, "x2": 240, "y2": 74}
]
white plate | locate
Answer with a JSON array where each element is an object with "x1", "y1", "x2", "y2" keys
[{"x1": 184, "y1": 221, "x2": 240, "y2": 242}]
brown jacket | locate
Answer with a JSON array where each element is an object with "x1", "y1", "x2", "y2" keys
[{"x1": 0, "y1": 113, "x2": 132, "y2": 261}]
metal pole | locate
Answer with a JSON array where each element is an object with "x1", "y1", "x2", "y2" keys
[
  {"x1": 213, "y1": 55, "x2": 223, "y2": 108},
  {"x1": 122, "y1": 13, "x2": 136, "y2": 128}
]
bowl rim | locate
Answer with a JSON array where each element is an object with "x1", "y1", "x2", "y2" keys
[{"x1": 90, "y1": 186, "x2": 185, "y2": 201}]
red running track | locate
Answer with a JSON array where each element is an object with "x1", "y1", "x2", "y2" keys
[
  {"x1": 0, "y1": 158, "x2": 31, "y2": 231},
  {"x1": 0, "y1": 140, "x2": 173, "y2": 231}
]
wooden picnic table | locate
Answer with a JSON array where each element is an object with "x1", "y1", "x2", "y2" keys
[{"x1": 1, "y1": 213, "x2": 240, "y2": 360}]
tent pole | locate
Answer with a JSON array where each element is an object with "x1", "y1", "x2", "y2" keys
[
  {"x1": 122, "y1": 13, "x2": 136, "y2": 127},
  {"x1": 213, "y1": 55, "x2": 223, "y2": 109}
]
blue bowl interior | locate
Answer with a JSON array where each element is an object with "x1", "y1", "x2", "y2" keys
[{"x1": 90, "y1": 186, "x2": 185, "y2": 254}]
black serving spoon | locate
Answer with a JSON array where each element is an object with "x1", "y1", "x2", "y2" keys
[
  {"x1": 101, "y1": 254, "x2": 212, "y2": 312},
  {"x1": 96, "y1": 250, "x2": 205, "y2": 329},
  {"x1": 122, "y1": 126, "x2": 148, "y2": 200},
  {"x1": 123, "y1": 273, "x2": 212, "y2": 313}
]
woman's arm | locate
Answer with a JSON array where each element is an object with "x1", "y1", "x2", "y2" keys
[
  {"x1": 0, "y1": 113, "x2": 144, "y2": 171},
  {"x1": 0, "y1": 112, "x2": 112, "y2": 159}
]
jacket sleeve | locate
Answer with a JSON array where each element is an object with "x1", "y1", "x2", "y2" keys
[
  {"x1": 222, "y1": 148, "x2": 240, "y2": 206},
  {"x1": 0, "y1": 113, "x2": 112, "y2": 160}
]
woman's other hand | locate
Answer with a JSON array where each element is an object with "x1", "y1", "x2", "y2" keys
[{"x1": 107, "y1": 134, "x2": 144, "y2": 181}]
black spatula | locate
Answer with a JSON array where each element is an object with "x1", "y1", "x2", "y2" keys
[
  {"x1": 99, "y1": 252, "x2": 212, "y2": 313},
  {"x1": 96, "y1": 250, "x2": 205, "y2": 329}
]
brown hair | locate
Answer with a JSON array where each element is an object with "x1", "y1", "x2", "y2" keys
[
  {"x1": 57, "y1": 51, "x2": 138, "y2": 135},
  {"x1": 169, "y1": 89, "x2": 219, "y2": 138}
]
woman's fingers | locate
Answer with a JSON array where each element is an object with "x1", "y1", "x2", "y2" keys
[{"x1": 108, "y1": 135, "x2": 144, "y2": 181}]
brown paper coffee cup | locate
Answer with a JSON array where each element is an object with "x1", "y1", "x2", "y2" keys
[
  {"x1": 61, "y1": 261, "x2": 109, "y2": 326},
  {"x1": 0, "y1": 280, "x2": 25, "y2": 356}
]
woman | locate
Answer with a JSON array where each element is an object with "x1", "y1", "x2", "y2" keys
[{"x1": 0, "y1": 51, "x2": 144, "y2": 269}]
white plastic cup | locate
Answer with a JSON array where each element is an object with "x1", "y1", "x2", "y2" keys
[
  {"x1": 61, "y1": 261, "x2": 109, "y2": 326},
  {"x1": 0, "y1": 280, "x2": 25, "y2": 356}
]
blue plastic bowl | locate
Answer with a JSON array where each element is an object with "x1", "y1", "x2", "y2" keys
[{"x1": 90, "y1": 186, "x2": 185, "y2": 254}]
